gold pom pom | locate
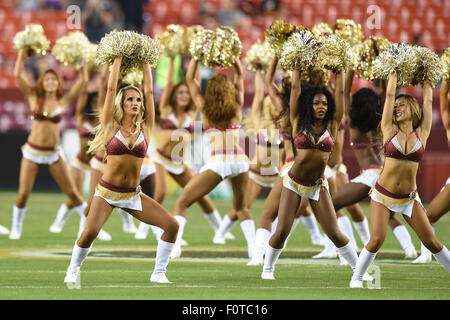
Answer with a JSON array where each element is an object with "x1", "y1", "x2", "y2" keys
[
  {"x1": 96, "y1": 30, "x2": 160, "y2": 77},
  {"x1": 189, "y1": 27, "x2": 241, "y2": 68},
  {"x1": 156, "y1": 24, "x2": 185, "y2": 58},
  {"x1": 84, "y1": 42, "x2": 100, "y2": 71},
  {"x1": 301, "y1": 68, "x2": 330, "y2": 86},
  {"x1": 189, "y1": 28, "x2": 216, "y2": 65},
  {"x1": 334, "y1": 19, "x2": 364, "y2": 46},
  {"x1": 182, "y1": 25, "x2": 204, "y2": 56},
  {"x1": 265, "y1": 19, "x2": 298, "y2": 56},
  {"x1": 312, "y1": 23, "x2": 333, "y2": 39},
  {"x1": 51, "y1": 31, "x2": 90, "y2": 70},
  {"x1": 244, "y1": 41, "x2": 274, "y2": 73},
  {"x1": 122, "y1": 67, "x2": 143, "y2": 85},
  {"x1": 372, "y1": 43, "x2": 420, "y2": 87},
  {"x1": 442, "y1": 48, "x2": 450, "y2": 81},
  {"x1": 279, "y1": 29, "x2": 320, "y2": 71},
  {"x1": 317, "y1": 33, "x2": 353, "y2": 73},
  {"x1": 13, "y1": 24, "x2": 50, "y2": 56},
  {"x1": 412, "y1": 46, "x2": 443, "y2": 88},
  {"x1": 213, "y1": 26, "x2": 242, "y2": 67},
  {"x1": 355, "y1": 36, "x2": 391, "y2": 80}
]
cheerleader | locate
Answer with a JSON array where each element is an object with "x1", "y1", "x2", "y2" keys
[
  {"x1": 261, "y1": 64, "x2": 364, "y2": 280},
  {"x1": 49, "y1": 69, "x2": 99, "y2": 233},
  {"x1": 79, "y1": 76, "x2": 158, "y2": 240},
  {"x1": 332, "y1": 73, "x2": 418, "y2": 259},
  {"x1": 170, "y1": 58, "x2": 254, "y2": 259},
  {"x1": 10, "y1": 48, "x2": 88, "y2": 239},
  {"x1": 350, "y1": 73, "x2": 450, "y2": 288},
  {"x1": 64, "y1": 57, "x2": 178, "y2": 287},
  {"x1": 50, "y1": 66, "x2": 136, "y2": 239},
  {"x1": 135, "y1": 57, "x2": 223, "y2": 241},
  {"x1": 214, "y1": 68, "x2": 282, "y2": 245},
  {"x1": 413, "y1": 78, "x2": 450, "y2": 263},
  {"x1": 246, "y1": 58, "x2": 324, "y2": 266},
  {"x1": 246, "y1": 70, "x2": 281, "y2": 207}
]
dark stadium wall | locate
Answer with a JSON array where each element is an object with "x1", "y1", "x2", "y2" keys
[{"x1": 0, "y1": 131, "x2": 60, "y2": 190}]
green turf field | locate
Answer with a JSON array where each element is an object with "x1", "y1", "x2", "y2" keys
[{"x1": 0, "y1": 190, "x2": 449, "y2": 300}]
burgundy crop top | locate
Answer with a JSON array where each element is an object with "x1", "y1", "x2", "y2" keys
[
  {"x1": 294, "y1": 129, "x2": 334, "y2": 152},
  {"x1": 105, "y1": 125, "x2": 148, "y2": 158},
  {"x1": 31, "y1": 107, "x2": 63, "y2": 123},
  {"x1": 79, "y1": 121, "x2": 95, "y2": 138},
  {"x1": 159, "y1": 113, "x2": 194, "y2": 133},
  {"x1": 384, "y1": 130, "x2": 424, "y2": 162}
]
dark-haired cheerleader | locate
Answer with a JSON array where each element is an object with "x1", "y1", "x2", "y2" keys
[{"x1": 262, "y1": 65, "x2": 364, "y2": 280}]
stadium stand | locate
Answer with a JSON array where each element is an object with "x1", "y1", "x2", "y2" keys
[{"x1": 0, "y1": 0, "x2": 448, "y2": 200}]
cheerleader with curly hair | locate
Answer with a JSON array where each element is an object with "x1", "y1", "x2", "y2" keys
[
  {"x1": 135, "y1": 57, "x2": 224, "y2": 242},
  {"x1": 169, "y1": 58, "x2": 254, "y2": 259}
]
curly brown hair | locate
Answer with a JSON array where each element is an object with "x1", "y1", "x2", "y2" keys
[{"x1": 203, "y1": 74, "x2": 238, "y2": 128}]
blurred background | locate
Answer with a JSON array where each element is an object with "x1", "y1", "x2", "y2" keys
[{"x1": 0, "y1": 0, "x2": 449, "y2": 201}]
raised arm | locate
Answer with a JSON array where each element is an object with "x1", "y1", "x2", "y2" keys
[
  {"x1": 289, "y1": 65, "x2": 301, "y2": 135},
  {"x1": 233, "y1": 59, "x2": 245, "y2": 108},
  {"x1": 97, "y1": 64, "x2": 110, "y2": 110},
  {"x1": 142, "y1": 63, "x2": 155, "y2": 136},
  {"x1": 380, "y1": 72, "x2": 397, "y2": 141},
  {"x1": 61, "y1": 66, "x2": 88, "y2": 108},
  {"x1": 333, "y1": 71, "x2": 344, "y2": 128},
  {"x1": 158, "y1": 57, "x2": 175, "y2": 116},
  {"x1": 101, "y1": 57, "x2": 122, "y2": 130},
  {"x1": 14, "y1": 48, "x2": 33, "y2": 100},
  {"x1": 186, "y1": 59, "x2": 204, "y2": 111},
  {"x1": 440, "y1": 80, "x2": 450, "y2": 130},
  {"x1": 378, "y1": 79, "x2": 388, "y2": 108},
  {"x1": 418, "y1": 80, "x2": 433, "y2": 143},
  {"x1": 342, "y1": 70, "x2": 354, "y2": 124},
  {"x1": 265, "y1": 56, "x2": 284, "y2": 117},
  {"x1": 75, "y1": 87, "x2": 88, "y2": 130},
  {"x1": 250, "y1": 70, "x2": 264, "y2": 130}
]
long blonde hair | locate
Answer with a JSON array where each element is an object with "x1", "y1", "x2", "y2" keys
[
  {"x1": 395, "y1": 94, "x2": 422, "y2": 129},
  {"x1": 88, "y1": 85, "x2": 145, "y2": 155}
]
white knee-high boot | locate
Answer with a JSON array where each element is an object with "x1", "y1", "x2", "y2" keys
[
  {"x1": 262, "y1": 245, "x2": 283, "y2": 280},
  {"x1": 151, "y1": 239, "x2": 175, "y2": 283},
  {"x1": 338, "y1": 216, "x2": 358, "y2": 250},
  {"x1": 213, "y1": 214, "x2": 237, "y2": 244},
  {"x1": 433, "y1": 246, "x2": 450, "y2": 272},
  {"x1": 393, "y1": 225, "x2": 417, "y2": 258},
  {"x1": 10, "y1": 205, "x2": 26, "y2": 240},
  {"x1": 64, "y1": 241, "x2": 91, "y2": 288},
  {"x1": 300, "y1": 214, "x2": 324, "y2": 245},
  {"x1": 170, "y1": 216, "x2": 186, "y2": 259},
  {"x1": 350, "y1": 247, "x2": 377, "y2": 288},
  {"x1": 204, "y1": 209, "x2": 222, "y2": 231},
  {"x1": 352, "y1": 217, "x2": 370, "y2": 246},
  {"x1": 50, "y1": 203, "x2": 73, "y2": 233},
  {"x1": 336, "y1": 240, "x2": 358, "y2": 268},
  {"x1": 240, "y1": 219, "x2": 256, "y2": 258},
  {"x1": 247, "y1": 228, "x2": 270, "y2": 266}
]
